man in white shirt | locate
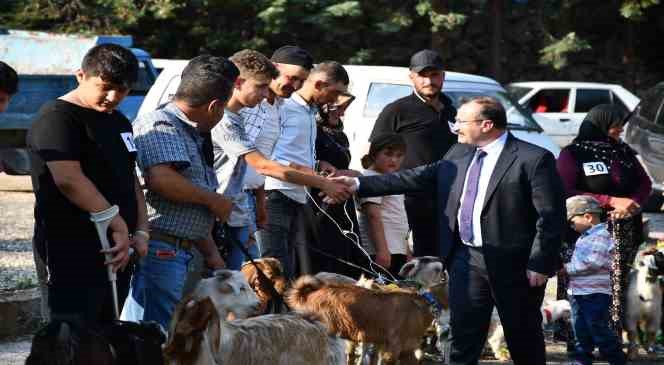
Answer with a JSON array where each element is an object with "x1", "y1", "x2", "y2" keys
[
  {"x1": 211, "y1": 51, "x2": 351, "y2": 273},
  {"x1": 261, "y1": 61, "x2": 350, "y2": 278},
  {"x1": 240, "y1": 46, "x2": 314, "y2": 252}
]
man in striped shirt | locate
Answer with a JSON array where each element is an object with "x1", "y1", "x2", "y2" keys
[{"x1": 565, "y1": 195, "x2": 626, "y2": 365}]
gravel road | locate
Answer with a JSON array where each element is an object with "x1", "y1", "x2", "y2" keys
[{"x1": 0, "y1": 190, "x2": 36, "y2": 292}]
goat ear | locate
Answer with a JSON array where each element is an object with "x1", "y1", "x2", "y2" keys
[
  {"x1": 399, "y1": 260, "x2": 417, "y2": 278},
  {"x1": 175, "y1": 298, "x2": 216, "y2": 335}
]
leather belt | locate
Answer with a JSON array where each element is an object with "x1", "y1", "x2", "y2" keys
[{"x1": 150, "y1": 230, "x2": 195, "y2": 251}]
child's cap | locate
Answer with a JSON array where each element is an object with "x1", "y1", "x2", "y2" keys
[{"x1": 566, "y1": 195, "x2": 602, "y2": 221}]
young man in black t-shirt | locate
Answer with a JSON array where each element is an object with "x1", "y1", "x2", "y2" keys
[{"x1": 27, "y1": 44, "x2": 149, "y2": 323}]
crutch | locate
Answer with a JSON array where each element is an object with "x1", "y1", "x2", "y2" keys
[{"x1": 90, "y1": 205, "x2": 121, "y2": 318}]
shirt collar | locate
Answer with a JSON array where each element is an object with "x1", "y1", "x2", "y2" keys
[
  {"x1": 413, "y1": 89, "x2": 445, "y2": 106},
  {"x1": 581, "y1": 222, "x2": 607, "y2": 237},
  {"x1": 224, "y1": 108, "x2": 241, "y2": 121},
  {"x1": 166, "y1": 102, "x2": 199, "y2": 129},
  {"x1": 478, "y1": 131, "x2": 508, "y2": 156},
  {"x1": 292, "y1": 91, "x2": 313, "y2": 110},
  {"x1": 264, "y1": 96, "x2": 283, "y2": 108}
]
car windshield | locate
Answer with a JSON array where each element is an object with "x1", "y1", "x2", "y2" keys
[
  {"x1": 506, "y1": 85, "x2": 533, "y2": 100},
  {"x1": 130, "y1": 60, "x2": 156, "y2": 95},
  {"x1": 363, "y1": 82, "x2": 541, "y2": 131}
]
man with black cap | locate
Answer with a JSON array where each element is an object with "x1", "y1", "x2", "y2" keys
[
  {"x1": 240, "y1": 45, "x2": 325, "y2": 264},
  {"x1": 369, "y1": 49, "x2": 457, "y2": 257}
]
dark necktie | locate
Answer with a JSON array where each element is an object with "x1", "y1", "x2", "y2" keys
[{"x1": 459, "y1": 150, "x2": 487, "y2": 243}]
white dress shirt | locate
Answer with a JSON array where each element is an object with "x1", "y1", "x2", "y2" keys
[
  {"x1": 241, "y1": 97, "x2": 283, "y2": 190},
  {"x1": 264, "y1": 92, "x2": 317, "y2": 204},
  {"x1": 458, "y1": 132, "x2": 508, "y2": 247}
]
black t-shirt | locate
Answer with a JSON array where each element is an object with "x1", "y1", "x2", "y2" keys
[
  {"x1": 369, "y1": 92, "x2": 457, "y2": 170},
  {"x1": 27, "y1": 100, "x2": 138, "y2": 284}
]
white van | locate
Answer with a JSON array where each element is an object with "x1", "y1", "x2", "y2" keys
[{"x1": 139, "y1": 64, "x2": 561, "y2": 170}]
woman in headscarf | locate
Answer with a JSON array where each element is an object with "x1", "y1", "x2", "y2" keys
[
  {"x1": 557, "y1": 104, "x2": 652, "y2": 333},
  {"x1": 307, "y1": 93, "x2": 367, "y2": 278}
]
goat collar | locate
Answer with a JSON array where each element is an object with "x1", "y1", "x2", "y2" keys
[
  {"x1": 419, "y1": 291, "x2": 443, "y2": 315},
  {"x1": 542, "y1": 308, "x2": 553, "y2": 323}
]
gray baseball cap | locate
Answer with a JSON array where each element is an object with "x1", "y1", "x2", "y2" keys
[
  {"x1": 409, "y1": 49, "x2": 444, "y2": 73},
  {"x1": 566, "y1": 195, "x2": 603, "y2": 221}
]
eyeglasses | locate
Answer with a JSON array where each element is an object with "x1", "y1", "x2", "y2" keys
[{"x1": 453, "y1": 118, "x2": 484, "y2": 125}]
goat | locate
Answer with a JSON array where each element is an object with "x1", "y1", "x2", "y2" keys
[
  {"x1": 189, "y1": 269, "x2": 262, "y2": 320},
  {"x1": 26, "y1": 318, "x2": 165, "y2": 365},
  {"x1": 286, "y1": 275, "x2": 436, "y2": 365},
  {"x1": 165, "y1": 295, "x2": 345, "y2": 364},
  {"x1": 624, "y1": 248, "x2": 664, "y2": 360},
  {"x1": 487, "y1": 299, "x2": 572, "y2": 361}
]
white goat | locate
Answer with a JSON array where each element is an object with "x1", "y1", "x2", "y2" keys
[{"x1": 624, "y1": 250, "x2": 664, "y2": 360}]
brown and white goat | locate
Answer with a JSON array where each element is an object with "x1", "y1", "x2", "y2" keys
[
  {"x1": 165, "y1": 297, "x2": 346, "y2": 365},
  {"x1": 624, "y1": 249, "x2": 664, "y2": 360},
  {"x1": 240, "y1": 258, "x2": 288, "y2": 314},
  {"x1": 285, "y1": 275, "x2": 436, "y2": 365}
]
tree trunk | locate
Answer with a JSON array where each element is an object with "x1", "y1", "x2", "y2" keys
[{"x1": 489, "y1": 0, "x2": 503, "y2": 81}]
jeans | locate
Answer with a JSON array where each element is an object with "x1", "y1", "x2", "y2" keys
[
  {"x1": 570, "y1": 294, "x2": 626, "y2": 365},
  {"x1": 226, "y1": 225, "x2": 259, "y2": 270},
  {"x1": 259, "y1": 190, "x2": 304, "y2": 278},
  {"x1": 121, "y1": 239, "x2": 192, "y2": 331}
]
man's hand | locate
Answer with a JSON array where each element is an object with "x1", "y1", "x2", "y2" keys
[
  {"x1": 131, "y1": 234, "x2": 149, "y2": 258},
  {"x1": 320, "y1": 177, "x2": 354, "y2": 204},
  {"x1": 321, "y1": 176, "x2": 357, "y2": 204},
  {"x1": 526, "y1": 270, "x2": 548, "y2": 287},
  {"x1": 375, "y1": 249, "x2": 391, "y2": 270},
  {"x1": 256, "y1": 203, "x2": 268, "y2": 229},
  {"x1": 104, "y1": 215, "x2": 131, "y2": 272},
  {"x1": 204, "y1": 253, "x2": 226, "y2": 270},
  {"x1": 208, "y1": 194, "x2": 234, "y2": 223}
]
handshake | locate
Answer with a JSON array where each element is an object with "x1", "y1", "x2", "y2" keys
[{"x1": 318, "y1": 169, "x2": 361, "y2": 205}]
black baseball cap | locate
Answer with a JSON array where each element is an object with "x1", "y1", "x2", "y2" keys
[
  {"x1": 271, "y1": 45, "x2": 314, "y2": 70},
  {"x1": 409, "y1": 49, "x2": 444, "y2": 73}
]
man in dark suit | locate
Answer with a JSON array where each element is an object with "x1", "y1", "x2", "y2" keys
[{"x1": 327, "y1": 96, "x2": 565, "y2": 364}]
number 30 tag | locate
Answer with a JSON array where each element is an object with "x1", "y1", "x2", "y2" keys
[{"x1": 582, "y1": 161, "x2": 608, "y2": 176}]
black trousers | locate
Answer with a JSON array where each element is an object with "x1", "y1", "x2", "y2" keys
[
  {"x1": 448, "y1": 245, "x2": 546, "y2": 365},
  {"x1": 405, "y1": 196, "x2": 439, "y2": 257}
]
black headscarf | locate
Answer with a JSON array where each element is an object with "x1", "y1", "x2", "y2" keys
[
  {"x1": 570, "y1": 103, "x2": 638, "y2": 179},
  {"x1": 573, "y1": 104, "x2": 628, "y2": 144}
]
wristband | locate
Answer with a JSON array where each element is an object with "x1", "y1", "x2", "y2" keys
[{"x1": 134, "y1": 229, "x2": 150, "y2": 241}]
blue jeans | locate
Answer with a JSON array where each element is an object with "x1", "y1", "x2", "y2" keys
[
  {"x1": 120, "y1": 239, "x2": 192, "y2": 331},
  {"x1": 570, "y1": 294, "x2": 626, "y2": 365},
  {"x1": 226, "y1": 225, "x2": 259, "y2": 270}
]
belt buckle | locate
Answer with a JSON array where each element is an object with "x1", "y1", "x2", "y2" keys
[{"x1": 176, "y1": 238, "x2": 191, "y2": 251}]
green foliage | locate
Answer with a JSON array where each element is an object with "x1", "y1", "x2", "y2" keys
[
  {"x1": 539, "y1": 32, "x2": 592, "y2": 70},
  {"x1": 620, "y1": 0, "x2": 660, "y2": 20},
  {"x1": 415, "y1": 0, "x2": 467, "y2": 32},
  {"x1": 1, "y1": 0, "x2": 662, "y2": 81},
  {"x1": 324, "y1": 1, "x2": 362, "y2": 17}
]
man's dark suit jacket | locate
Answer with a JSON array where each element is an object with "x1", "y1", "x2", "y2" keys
[{"x1": 357, "y1": 133, "x2": 566, "y2": 280}]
